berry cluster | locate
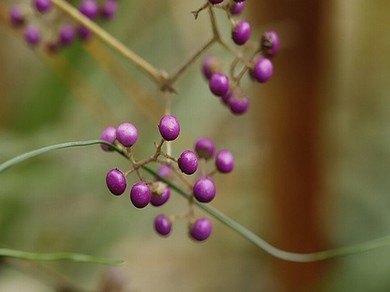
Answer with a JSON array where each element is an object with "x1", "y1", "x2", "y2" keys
[
  {"x1": 100, "y1": 115, "x2": 234, "y2": 241},
  {"x1": 9, "y1": 0, "x2": 119, "y2": 52},
  {"x1": 200, "y1": 0, "x2": 280, "y2": 115}
]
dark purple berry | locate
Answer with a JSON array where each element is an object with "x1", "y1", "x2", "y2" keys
[
  {"x1": 9, "y1": 5, "x2": 24, "y2": 26},
  {"x1": 78, "y1": 25, "x2": 92, "y2": 40},
  {"x1": 151, "y1": 184, "x2": 170, "y2": 207},
  {"x1": 79, "y1": 0, "x2": 99, "y2": 19},
  {"x1": 230, "y1": 1, "x2": 245, "y2": 15},
  {"x1": 101, "y1": 0, "x2": 118, "y2": 20},
  {"x1": 209, "y1": 73, "x2": 230, "y2": 97},
  {"x1": 116, "y1": 122, "x2": 138, "y2": 147},
  {"x1": 209, "y1": 0, "x2": 224, "y2": 4},
  {"x1": 33, "y1": 0, "x2": 52, "y2": 13},
  {"x1": 190, "y1": 218, "x2": 212, "y2": 241},
  {"x1": 24, "y1": 25, "x2": 41, "y2": 46},
  {"x1": 154, "y1": 214, "x2": 172, "y2": 236},
  {"x1": 194, "y1": 137, "x2": 215, "y2": 160},
  {"x1": 158, "y1": 115, "x2": 180, "y2": 141},
  {"x1": 100, "y1": 126, "x2": 116, "y2": 151},
  {"x1": 201, "y1": 55, "x2": 219, "y2": 80},
  {"x1": 157, "y1": 165, "x2": 173, "y2": 178},
  {"x1": 261, "y1": 30, "x2": 280, "y2": 58},
  {"x1": 106, "y1": 168, "x2": 127, "y2": 196},
  {"x1": 178, "y1": 150, "x2": 198, "y2": 175},
  {"x1": 130, "y1": 182, "x2": 151, "y2": 208},
  {"x1": 229, "y1": 95, "x2": 249, "y2": 115},
  {"x1": 215, "y1": 149, "x2": 234, "y2": 173},
  {"x1": 251, "y1": 57, "x2": 273, "y2": 83},
  {"x1": 59, "y1": 24, "x2": 76, "y2": 46},
  {"x1": 232, "y1": 20, "x2": 251, "y2": 45},
  {"x1": 193, "y1": 178, "x2": 216, "y2": 203}
]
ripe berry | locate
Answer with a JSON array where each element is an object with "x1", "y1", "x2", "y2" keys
[
  {"x1": 178, "y1": 150, "x2": 198, "y2": 175},
  {"x1": 78, "y1": 25, "x2": 92, "y2": 40},
  {"x1": 194, "y1": 137, "x2": 215, "y2": 160},
  {"x1": 101, "y1": 0, "x2": 118, "y2": 20},
  {"x1": 151, "y1": 184, "x2": 170, "y2": 207},
  {"x1": 193, "y1": 178, "x2": 216, "y2": 203},
  {"x1": 190, "y1": 218, "x2": 212, "y2": 241},
  {"x1": 100, "y1": 126, "x2": 116, "y2": 151},
  {"x1": 9, "y1": 5, "x2": 24, "y2": 26},
  {"x1": 158, "y1": 115, "x2": 180, "y2": 141},
  {"x1": 33, "y1": 0, "x2": 52, "y2": 13},
  {"x1": 230, "y1": 1, "x2": 245, "y2": 15},
  {"x1": 209, "y1": 73, "x2": 229, "y2": 97},
  {"x1": 154, "y1": 214, "x2": 172, "y2": 236},
  {"x1": 106, "y1": 168, "x2": 127, "y2": 196},
  {"x1": 229, "y1": 95, "x2": 249, "y2": 115},
  {"x1": 59, "y1": 24, "x2": 76, "y2": 46},
  {"x1": 201, "y1": 55, "x2": 219, "y2": 80},
  {"x1": 215, "y1": 149, "x2": 234, "y2": 173},
  {"x1": 251, "y1": 57, "x2": 273, "y2": 83},
  {"x1": 232, "y1": 20, "x2": 251, "y2": 45},
  {"x1": 261, "y1": 30, "x2": 280, "y2": 58},
  {"x1": 79, "y1": 0, "x2": 99, "y2": 19},
  {"x1": 209, "y1": 0, "x2": 224, "y2": 4},
  {"x1": 157, "y1": 165, "x2": 173, "y2": 178},
  {"x1": 130, "y1": 182, "x2": 151, "y2": 208},
  {"x1": 116, "y1": 122, "x2": 138, "y2": 147},
  {"x1": 24, "y1": 25, "x2": 41, "y2": 46}
]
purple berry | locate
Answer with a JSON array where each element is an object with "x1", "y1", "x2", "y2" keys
[
  {"x1": 209, "y1": 73, "x2": 230, "y2": 97},
  {"x1": 230, "y1": 1, "x2": 245, "y2": 15},
  {"x1": 201, "y1": 55, "x2": 219, "y2": 80},
  {"x1": 261, "y1": 30, "x2": 280, "y2": 58},
  {"x1": 193, "y1": 178, "x2": 216, "y2": 203},
  {"x1": 79, "y1": 0, "x2": 99, "y2": 19},
  {"x1": 101, "y1": 0, "x2": 118, "y2": 20},
  {"x1": 215, "y1": 149, "x2": 234, "y2": 173},
  {"x1": 157, "y1": 165, "x2": 173, "y2": 178},
  {"x1": 116, "y1": 122, "x2": 138, "y2": 147},
  {"x1": 178, "y1": 150, "x2": 198, "y2": 175},
  {"x1": 209, "y1": 0, "x2": 224, "y2": 4},
  {"x1": 252, "y1": 57, "x2": 273, "y2": 83},
  {"x1": 78, "y1": 25, "x2": 92, "y2": 40},
  {"x1": 154, "y1": 214, "x2": 172, "y2": 236},
  {"x1": 190, "y1": 218, "x2": 212, "y2": 241},
  {"x1": 106, "y1": 168, "x2": 127, "y2": 196},
  {"x1": 24, "y1": 25, "x2": 41, "y2": 46},
  {"x1": 33, "y1": 0, "x2": 52, "y2": 13},
  {"x1": 229, "y1": 95, "x2": 249, "y2": 115},
  {"x1": 194, "y1": 137, "x2": 215, "y2": 160},
  {"x1": 232, "y1": 20, "x2": 251, "y2": 45},
  {"x1": 9, "y1": 5, "x2": 24, "y2": 26},
  {"x1": 59, "y1": 24, "x2": 76, "y2": 46},
  {"x1": 100, "y1": 126, "x2": 116, "y2": 151},
  {"x1": 130, "y1": 182, "x2": 151, "y2": 208},
  {"x1": 151, "y1": 184, "x2": 170, "y2": 207},
  {"x1": 158, "y1": 115, "x2": 180, "y2": 141}
]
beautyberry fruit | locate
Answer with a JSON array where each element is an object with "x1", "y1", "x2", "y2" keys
[
  {"x1": 9, "y1": 5, "x2": 24, "y2": 26},
  {"x1": 193, "y1": 178, "x2": 216, "y2": 203},
  {"x1": 229, "y1": 95, "x2": 249, "y2": 115},
  {"x1": 215, "y1": 149, "x2": 234, "y2": 173},
  {"x1": 59, "y1": 24, "x2": 76, "y2": 46},
  {"x1": 230, "y1": 1, "x2": 245, "y2": 15},
  {"x1": 157, "y1": 165, "x2": 173, "y2": 178},
  {"x1": 261, "y1": 30, "x2": 280, "y2": 58},
  {"x1": 151, "y1": 184, "x2": 170, "y2": 207},
  {"x1": 24, "y1": 25, "x2": 41, "y2": 46},
  {"x1": 101, "y1": 0, "x2": 118, "y2": 20},
  {"x1": 158, "y1": 115, "x2": 180, "y2": 141},
  {"x1": 194, "y1": 137, "x2": 215, "y2": 160},
  {"x1": 106, "y1": 168, "x2": 127, "y2": 196},
  {"x1": 78, "y1": 25, "x2": 92, "y2": 40},
  {"x1": 33, "y1": 0, "x2": 52, "y2": 13},
  {"x1": 201, "y1": 55, "x2": 219, "y2": 80},
  {"x1": 154, "y1": 214, "x2": 172, "y2": 236},
  {"x1": 130, "y1": 182, "x2": 151, "y2": 208},
  {"x1": 232, "y1": 20, "x2": 251, "y2": 45},
  {"x1": 251, "y1": 57, "x2": 273, "y2": 83},
  {"x1": 79, "y1": 0, "x2": 99, "y2": 19},
  {"x1": 208, "y1": 0, "x2": 224, "y2": 4},
  {"x1": 190, "y1": 218, "x2": 212, "y2": 241},
  {"x1": 100, "y1": 126, "x2": 116, "y2": 151},
  {"x1": 209, "y1": 73, "x2": 230, "y2": 97},
  {"x1": 178, "y1": 150, "x2": 198, "y2": 175},
  {"x1": 116, "y1": 122, "x2": 138, "y2": 147}
]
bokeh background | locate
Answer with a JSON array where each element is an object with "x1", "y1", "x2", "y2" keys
[{"x1": 1, "y1": 0, "x2": 390, "y2": 291}]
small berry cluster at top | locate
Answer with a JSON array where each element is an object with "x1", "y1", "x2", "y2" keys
[
  {"x1": 9, "y1": 0, "x2": 119, "y2": 52},
  {"x1": 199, "y1": 0, "x2": 280, "y2": 115},
  {"x1": 100, "y1": 115, "x2": 234, "y2": 241}
]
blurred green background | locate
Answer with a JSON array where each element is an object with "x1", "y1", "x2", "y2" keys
[{"x1": 1, "y1": 0, "x2": 390, "y2": 291}]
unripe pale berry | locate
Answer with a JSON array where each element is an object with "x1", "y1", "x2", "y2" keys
[
  {"x1": 190, "y1": 218, "x2": 212, "y2": 241},
  {"x1": 106, "y1": 168, "x2": 127, "y2": 196},
  {"x1": 232, "y1": 20, "x2": 251, "y2": 45},
  {"x1": 130, "y1": 182, "x2": 151, "y2": 208},
  {"x1": 209, "y1": 73, "x2": 230, "y2": 97},
  {"x1": 154, "y1": 214, "x2": 172, "y2": 236},
  {"x1": 251, "y1": 57, "x2": 273, "y2": 83},
  {"x1": 194, "y1": 137, "x2": 215, "y2": 160},
  {"x1": 33, "y1": 0, "x2": 52, "y2": 13},
  {"x1": 116, "y1": 122, "x2": 138, "y2": 147},
  {"x1": 158, "y1": 115, "x2": 180, "y2": 141},
  {"x1": 215, "y1": 149, "x2": 234, "y2": 173},
  {"x1": 178, "y1": 150, "x2": 198, "y2": 175},
  {"x1": 193, "y1": 178, "x2": 216, "y2": 203},
  {"x1": 261, "y1": 30, "x2": 280, "y2": 58}
]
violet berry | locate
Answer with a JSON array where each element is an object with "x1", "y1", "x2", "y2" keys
[
  {"x1": 209, "y1": 0, "x2": 224, "y2": 4},
  {"x1": 201, "y1": 55, "x2": 219, "y2": 80},
  {"x1": 194, "y1": 137, "x2": 215, "y2": 160},
  {"x1": 33, "y1": 0, "x2": 52, "y2": 13},
  {"x1": 232, "y1": 20, "x2": 251, "y2": 45},
  {"x1": 209, "y1": 73, "x2": 230, "y2": 97},
  {"x1": 151, "y1": 184, "x2": 170, "y2": 207},
  {"x1": 130, "y1": 182, "x2": 151, "y2": 208},
  {"x1": 178, "y1": 150, "x2": 198, "y2": 175},
  {"x1": 79, "y1": 0, "x2": 99, "y2": 19},
  {"x1": 261, "y1": 30, "x2": 280, "y2": 58},
  {"x1": 158, "y1": 114, "x2": 180, "y2": 141},
  {"x1": 78, "y1": 25, "x2": 92, "y2": 41},
  {"x1": 157, "y1": 165, "x2": 173, "y2": 178},
  {"x1": 116, "y1": 122, "x2": 138, "y2": 147},
  {"x1": 193, "y1": 178, "x2": 216, "y2": 203},
  {"x1": 106, "y1": 168, "x2": 127, "y2": 196},
  {"x1": 101, "y1": 0, "x2": 118, "y2": 20},
  {"x1": 229, "y1": 95, "x2": 249, "y2": 115},
  {"x1": 230, "y1": 1, "x2": 245, "y2": 15},
  {"x1": 24, "y1": 25, "x2": 41, "y2": 46},
  {"x1": 59, "y1": 24, "x2": 76, "y2": 46},
  {"x1": 100, "y1": 126, "x2": 116, "y2": 151},
  {"x1": 9, "y1": 5, "x2": 24, "y2": 27},
  {"x1": 190, "y1": 218, "x2": 212, "y2": 241},
  {"x1": 251, "y1": 57, "x2": 273, "y2": 83},
  {"x1": 215, "y1": 149, "x2": 234, "y2": 173},
  {"x1": 154, "y1": 214, "x2": 172, "y2": 236}
]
